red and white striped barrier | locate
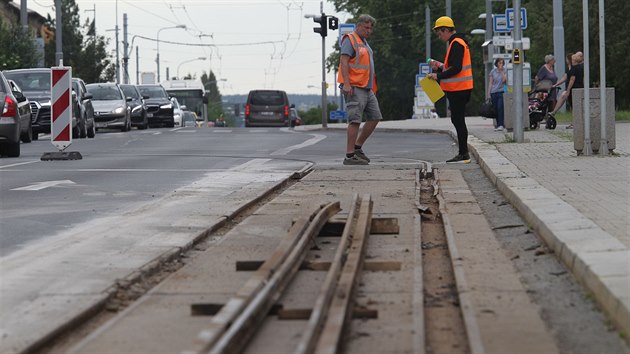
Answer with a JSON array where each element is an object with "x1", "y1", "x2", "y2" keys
[{"x1": 51, "y1": 65, "x2": 72, "y2": 151}]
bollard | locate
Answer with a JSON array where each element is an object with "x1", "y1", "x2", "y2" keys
[
  {"x1": 572, "y1": 88, "x2": 615, "y2": 155},
  {"x1": 503, "y1": 92, "x2": 530, "y2": 132}
]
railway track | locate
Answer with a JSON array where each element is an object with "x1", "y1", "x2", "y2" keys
[
  {"x1": 186, "y1": 194, "x2": 374, "y2": 354},
  {"x1": 50, "y1": 165, "x2": 566, "y2": 354}
]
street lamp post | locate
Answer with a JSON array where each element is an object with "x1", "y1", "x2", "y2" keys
[
  {"x1": 177, "y1": 57, "x2": 206, "y2": 79},
  {"x1": 156, "y1": 25, "x2": 186, "y2": 83}
]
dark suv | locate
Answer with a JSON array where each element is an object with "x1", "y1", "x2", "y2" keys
[
  {"x1": 136, "y1": 84, "x2": 174, "y2": 128},
  {"x1": 120, "y1": 84, "x2": 148, "y2": 130},
  {"x1": 244, "y1": 90, "x2": 290, "y2": 127},
  {"x1": 3, "y1": 68, "x2": 52, "y2": 139}
]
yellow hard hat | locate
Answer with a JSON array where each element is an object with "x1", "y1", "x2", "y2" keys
[{"x1": 433, "y1": 16, "x2": 455, "y2": 30}]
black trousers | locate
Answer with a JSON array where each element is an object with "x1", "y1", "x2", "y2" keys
[{"x1": 446, "y1": 90, "x2": 472, "y2": 155}]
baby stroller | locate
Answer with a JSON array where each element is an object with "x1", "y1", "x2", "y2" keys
[{"x1": 528, "y1": 80, "x2": 559, "y2": 130}]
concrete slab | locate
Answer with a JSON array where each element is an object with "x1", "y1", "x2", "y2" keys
[{"x1": 438, "y1": 169, "x2": 559, "y2": 354}]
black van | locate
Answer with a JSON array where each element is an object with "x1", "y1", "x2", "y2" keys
[{"x1": 244, "y1": 90, "x2": 290, "y2": 127}]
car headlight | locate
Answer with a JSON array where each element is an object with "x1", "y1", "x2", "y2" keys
[
  {"x1": 113, "y1": 106, "x2": 125, "y2": 114},
  {"x1": 160, "y1": 103, "x2": 172, "y2": 109},
  {"x1": 132, "y1": 105, "x2": 142, "y2": 113}
]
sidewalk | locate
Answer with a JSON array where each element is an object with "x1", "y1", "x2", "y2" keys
[{"x1": 302, "y1": 117, "x2": 630, "y2": 339}]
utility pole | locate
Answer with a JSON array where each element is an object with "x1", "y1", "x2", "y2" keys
[
  {"x1": 425, "y1": 5, "x2": 431, "y2": 61},
  {"x1": 115, "y1": 0, "x2": 120, "y2": 83},
  {"x1": 20, "y1": 0, "x2": 28, "y2": 32},
  {"x1": 123, "y1": 14, "x2": 129, "y2": 84},
  {"x1": 306, "y1": 2, "x2": 338, "y2": 128},
  {"x1": 54, "y1": 0, "x2": 63, "y2": 65},
  {"x1": 513, "y1": 0, "x2": 524, "y2": 142},
  {"x1": 552, "y1": 0, "x2": 566, "y2": 113}
]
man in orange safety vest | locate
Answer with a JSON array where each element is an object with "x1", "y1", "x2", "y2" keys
[{"x1": 338, "y1": 14, "x2": 382, "y2": 166}]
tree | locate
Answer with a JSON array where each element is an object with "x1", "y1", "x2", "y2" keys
[
  {"x1": 0, "y1": 18, "x2": 39, "y2": 71},
  {"x1": 201, "y1": 70, "x2": 224, "y2": 120},
  {"x1": 44, "y1": 0, "x2": 114, "y2": 82}
]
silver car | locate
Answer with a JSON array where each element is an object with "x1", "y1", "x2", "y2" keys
[
  {"x1": 86, "y1": 83, "x2": 131, "y2": 132},
  {"x1": 0, "y1": 72, "x2": 32, "y2": 157}
]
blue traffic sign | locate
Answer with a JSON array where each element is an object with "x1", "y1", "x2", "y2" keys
[
  {"x1": 338, "y1": 24, "x2": 355, "y2": 47},
  {"x1": 506, "y1": 8, "x2": 527, "y2": 30},
  {"x1": 329, "y1": 110, "x2": 348, "y2": 122},
  {"x1": 493, "y1": 14, "x2": 509, "y2": 33},
  {"x1": 418, "y1": 63, "x2": 430, "y2": 77}
]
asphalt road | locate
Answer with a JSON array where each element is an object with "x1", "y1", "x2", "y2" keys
[{"x1": 0, "y1": 126, "x2": 453, "y2": 256}]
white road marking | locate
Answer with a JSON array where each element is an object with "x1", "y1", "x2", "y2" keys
[
  {"x1": 271, "y1": 133, "x2": 326, "y2": 156},
  {"x1": 0, "y1": 160, "x2": 40, "y2": 169},
  {"x1": 11, "y1": 180, "x2": 76, "y2": 191}
]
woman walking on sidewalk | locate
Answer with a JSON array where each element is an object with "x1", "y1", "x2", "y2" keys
[{"x1": 488, "y1": 58, "x2": 507, "y2": 131}]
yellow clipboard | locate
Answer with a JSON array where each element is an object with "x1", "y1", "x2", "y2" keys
[{"x1": 419, "y1": 76, "x2": 445, "y2": 103}]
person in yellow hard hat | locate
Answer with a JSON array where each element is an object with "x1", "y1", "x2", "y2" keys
[{"x1": 427, "y1": 16, "x2": 474, "y2": 163}]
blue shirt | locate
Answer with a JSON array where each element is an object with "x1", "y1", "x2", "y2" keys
[{"x1": 489, "y1": 68, "x2": 505, "y2": 94}]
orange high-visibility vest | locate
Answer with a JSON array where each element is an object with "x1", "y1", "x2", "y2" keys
[
  {"x1": 337, "y1": 32, "x2": 377, "y2": 93},
  {"x1": 440, "y1": 37, "x2": 473, "y2": 92}
]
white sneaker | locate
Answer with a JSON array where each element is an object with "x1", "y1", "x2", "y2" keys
[{"x1": 494, "y1": 126, "x2": 505, "y2": 131}]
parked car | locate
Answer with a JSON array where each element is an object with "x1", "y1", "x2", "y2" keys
[
  {"x1": 72, "y1": 78, "x2": 95, "y2": 138},
  {"x1": 7, "y1": 79, "x2": 33, "y2": 143},
  {"x1": 3, "y1": 68, "x2": 81, "y2": 140},
  {"x1": 0, "y1": 72, "x2": 32, "y2": 157},
  {"x1": 289, "y1": 106, "x2": 302, "y2": 127},
  {"x1": 136, "y1": 84, "x2": 174, "y2": 128},
  {"x1": 86, "y1": 83, "x2": 131, "y2": 132},
  {"x1": 171, "y1": 97, "x2": 183, "y2": 127},
  {"x1": 120, "y1": 84, "x2": 148, "y2": 130},
  {"x1": 244, "y1": 89, "x2": 290, "y2": 127}
]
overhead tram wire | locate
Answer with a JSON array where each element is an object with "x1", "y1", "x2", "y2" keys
[
  {"x1": 127, "y1": 34, "x2": 286, "y2": 48},
  {"x1": 121, "y1": 0, "x2": 179, "y2": 27}
]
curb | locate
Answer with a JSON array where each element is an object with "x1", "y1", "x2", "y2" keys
[{"x1": 468, "y1": 135, "x2": 630, "y2": 341}]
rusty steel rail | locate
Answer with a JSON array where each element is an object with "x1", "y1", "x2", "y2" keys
[
  {"x1": 185, "y1": 194, "x2": 374, "y2": 354},
  {"x1": 296, "y1": 194, "x2": 373, "y2": 354},
  {"x1": 185, "y1": 201, "x2": 342, "y2": 354}
]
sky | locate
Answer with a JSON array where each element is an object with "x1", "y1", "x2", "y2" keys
[{"x1": 26, "y1": 0, "x2": 349, "y2": 95}]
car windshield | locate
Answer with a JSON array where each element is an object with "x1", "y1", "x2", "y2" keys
[
  {"x1": 120, "y1": 86, "x2": 139, "y2": 98},
  {"x1": 251, "y1": 91, "x2": 284, "y2": 105},
  {"x1": 4, "y1": 72, "x2": 50, "y2": 91},
  {"x1": 138, "y1": 86, "x2": 167, "y2": 98},
  {"x1": 87, "y1": 85, "x2": 123, "y2": 100}
]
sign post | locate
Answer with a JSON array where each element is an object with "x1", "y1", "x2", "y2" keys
[{"x1": 41, "y1": 62, "x2": 82, "y2": 160}]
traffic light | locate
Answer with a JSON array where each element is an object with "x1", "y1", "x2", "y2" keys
[
  {"x1": 328, "y1": 16, "x2": 339, "y2": 30},
  {"x1": 313, "y1": 14, "x2": 328, "y2": 37}
]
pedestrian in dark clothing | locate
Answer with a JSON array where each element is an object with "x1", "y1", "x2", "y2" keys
[
  {"x1": 549, "y1": 52, "x2": 584, "y2": 121},
  {"x1": 427, "y1": 16, "x2": 474, "y2": 163}
]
